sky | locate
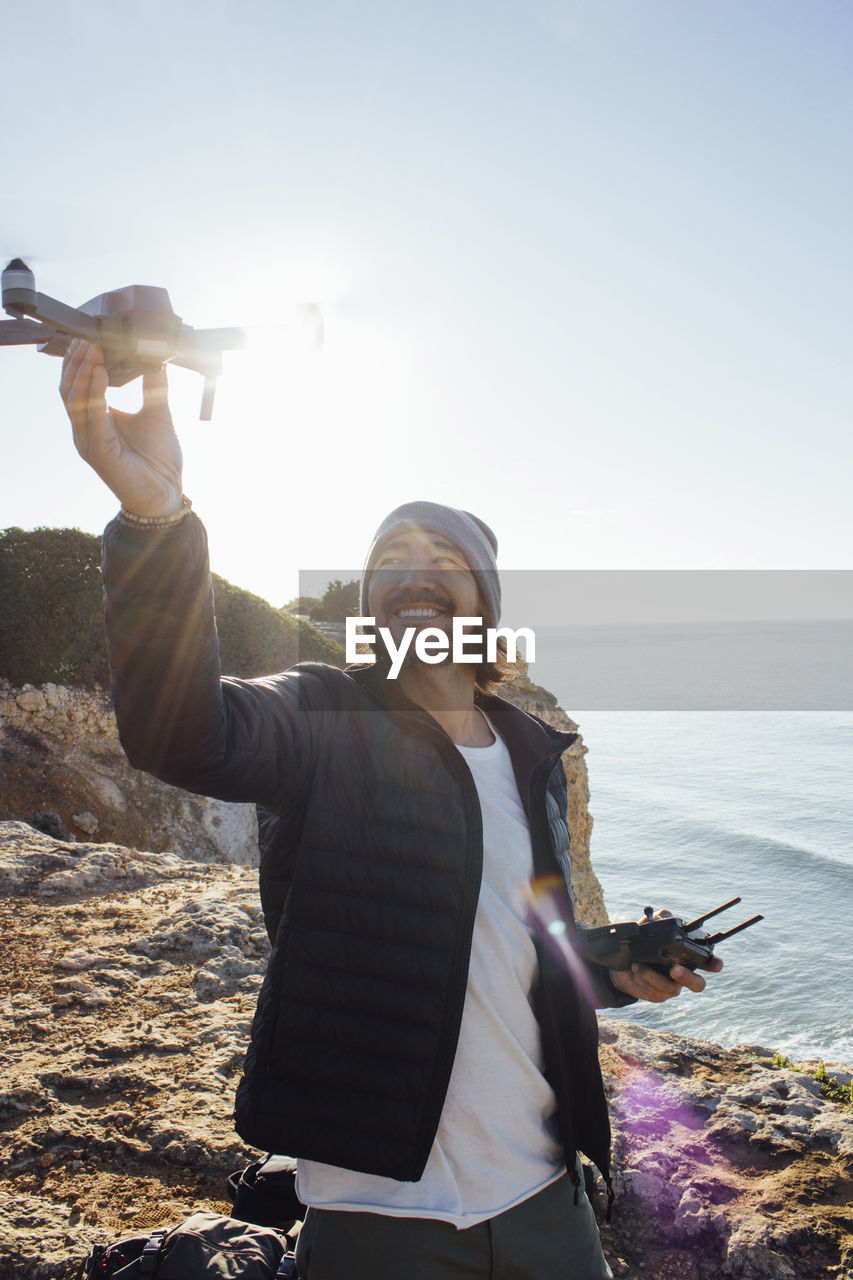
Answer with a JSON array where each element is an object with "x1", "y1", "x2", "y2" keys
[{"x1": 2, "y1": 0, "x2": 851, "y2": 609}]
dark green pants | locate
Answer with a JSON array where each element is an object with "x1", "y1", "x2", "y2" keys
[{"x1": 295, "y1": 1172, "x2": 613, "y2": 1279}]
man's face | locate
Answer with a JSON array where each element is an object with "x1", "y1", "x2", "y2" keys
[{"x1": 367, "y1": 527, "x2": 481, "y2": 657}]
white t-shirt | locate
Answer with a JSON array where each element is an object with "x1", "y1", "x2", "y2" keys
[{"x1": 296, "y1": 713, "x2": 564, "y2": 1229}]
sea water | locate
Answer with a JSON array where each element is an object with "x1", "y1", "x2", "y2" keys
[{"x1": 530, "y1": 698, "x2": 852, "y2": 1063}]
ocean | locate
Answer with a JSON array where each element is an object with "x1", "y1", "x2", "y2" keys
[{"x1": 527, "y1": 624, "x2": 852, "y2": 1064}]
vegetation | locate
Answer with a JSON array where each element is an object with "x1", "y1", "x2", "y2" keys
[
  {"x1": 308, "y1": 577, "x2": 360, "y2": 623},
  {"x1": 281, "y1": 594, "x2": 321, "y2": 616},
  {"x1": 814, "y1": 1060, "x2": 853, "y2": 1107},
  {"x1": 0, "y1": 526, "x2": 343, "y2": 689},
  {"x1": 211, "y1": 573, "x2": 343, "y2": 676},
  {"x1": 0, "y1": 527, "x2": 108, "y2": 687},
  {"x1": 765, "y1": 1051, "x2": 851, "y2": 1107}
]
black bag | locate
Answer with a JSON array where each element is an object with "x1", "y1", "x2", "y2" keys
[
  {"x1": 82, "y1": 1211, "x2": 298, "y2": 1278},
  {"x1": 226, "y1": 1156, "x2": 304, "y2": 1232}
]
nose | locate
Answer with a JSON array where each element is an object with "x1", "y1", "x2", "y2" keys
[{"x1": 397, "y1": 557, "x2": 439, "y2": 592}]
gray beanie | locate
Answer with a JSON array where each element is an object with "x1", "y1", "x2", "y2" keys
[{"x1": 361, "y1": 500, "x2": 501, "y2": 628}]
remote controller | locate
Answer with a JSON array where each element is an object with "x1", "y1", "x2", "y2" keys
[{"x1": 578, "y1": 897, "x2": 763, "y2": 973}]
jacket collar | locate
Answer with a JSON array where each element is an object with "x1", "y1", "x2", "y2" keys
[{"x1": 350, "y1": 662, "x2": 577, "y2": 773}]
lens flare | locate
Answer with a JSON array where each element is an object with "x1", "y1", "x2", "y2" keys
[{"x1": 524, "y1": 875, "x2": 599, "y2": 1009}]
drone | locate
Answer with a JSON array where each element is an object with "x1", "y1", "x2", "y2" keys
[{"x1": 1, "y1": 259, "x2": 319, "y2": 420}]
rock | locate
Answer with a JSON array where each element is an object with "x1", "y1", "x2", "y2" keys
[
  {"x1": 195, "y1": 946, "x2": 263, "y2": 1001},
  {"x1": 72, "y1": 811, "x2": 99, "y2": 836},
  {"x1": 30, "y1": 811, "x2": 68, "y2": 841},
  {"x1": 133, "y1": 896, "x2": 263, "y2": 960},
  {"x1": 0, "y1": 1190, "x2": 102, "y2": 1279},
  {"x1": 598, "y1": 1018, "x2": 853, "y2": 1277},
  {"x1": 16, "y1": 687, "x2": 47, "y2": 713},
  {"x1": 725, "y1": 1219, "x2": 799, "y2": 1279},
  {"x1": 42, "y1": 684, "x2": 68, "y2": 710}
]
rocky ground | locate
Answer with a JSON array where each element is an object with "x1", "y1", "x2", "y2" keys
[{"x1": 1, "y1": 821, "x2": 851, "y2": 1280}]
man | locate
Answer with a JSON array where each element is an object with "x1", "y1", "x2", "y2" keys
[{"x1": 61, "y1": 340, "x2": 720, "y2": 1279}]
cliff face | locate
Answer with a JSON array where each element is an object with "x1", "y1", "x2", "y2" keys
[
  {"x1": 498, "y1": 665, "x2": 603, "y2": 926},
  {"x1": 0, "y1": 680, "x2": 258, "y2": 865},
  {"x1": 0, "y1": 673, "x2": 608, "y2": 924},
  {"x1": 1, "y1": 823, "x2": 850, "y2": 1280}
]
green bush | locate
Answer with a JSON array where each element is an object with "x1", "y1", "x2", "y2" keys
[
  {"x1": 0, "y1": 527, "x2": 343, "y2": 689},
  {"x1": 280, "y1": 594, "x2": 321, "y2": 615},
  {"x1": 0, "y1": 527, "x2": 108, "y2": 687},
  {"x1": 815, "y1": 1061, "x2": 853, "y2": 1107},
  {"x1": 212, "y1": 573, "x2": 343, "y2": 676}
]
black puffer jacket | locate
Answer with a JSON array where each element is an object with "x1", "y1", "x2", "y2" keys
[{"x1": 102, "y1": 514, "x2": 630, "y2": 1187}]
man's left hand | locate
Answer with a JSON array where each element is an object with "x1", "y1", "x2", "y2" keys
[
  {"x1": 609, "y1": 907, "x2": 724, "y2": 1003},
  {"x1": 610, "y1": 954, "x2": 723, "y2": 1003}
]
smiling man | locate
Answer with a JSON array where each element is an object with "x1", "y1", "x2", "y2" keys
[{"x1": 60, "y1": 341, "x2": 720, "y2": 1280}]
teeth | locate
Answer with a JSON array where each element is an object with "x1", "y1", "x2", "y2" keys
[{"x1": 398, "y1": 607, "x2": 442, "y2": 618}]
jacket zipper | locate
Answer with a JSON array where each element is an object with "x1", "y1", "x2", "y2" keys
[
  {"x1": 356, "y1": 681, "x2": 486, "y2": 1180},
  {"x1": 409, "y1": 730, "x2": 484, "y2": 1179}
]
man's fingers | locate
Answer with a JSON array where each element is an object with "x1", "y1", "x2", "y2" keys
[
  {"x1": 669, "y1": 964, "x2": 707, "y2": 993},
  {"x1": 61, "y1": 341, "x2": 110, "y2": 455},
  {"x1": 636, "y1": 965, "x2": 683, "y2": 1001},
  {"x1": 141, "y1": 365, "x2": 171, "y2": 419}
]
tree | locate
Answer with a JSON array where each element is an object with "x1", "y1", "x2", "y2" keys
[{"x1": 309, "y1": 578, "x2": 360, "y2": 623}]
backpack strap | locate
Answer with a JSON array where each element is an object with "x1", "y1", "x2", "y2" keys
[{"x1": 139, "y1": 1228, "x2": 168, "y2": 1276}]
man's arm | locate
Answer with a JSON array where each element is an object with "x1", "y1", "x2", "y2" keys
[
  {"x1": 102, "y1": 512, "x2": 316, "y2": 805},
  {"x1": 62, "y1": 340, "x2": 314, "y2": 807}
]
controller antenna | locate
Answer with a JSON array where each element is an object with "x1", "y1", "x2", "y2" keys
[
  {"x1": 707, "y1": 914, "x2": 764, "y2": 946},
  {"x1": 683, "y1": 898, "x2": 742, "y2": 933}
]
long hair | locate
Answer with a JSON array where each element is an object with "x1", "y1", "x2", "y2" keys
[{"x1": 474, "y1": 633, "x2": 522, "y2": 695}]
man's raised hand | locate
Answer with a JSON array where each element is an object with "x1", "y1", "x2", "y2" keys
[{"x1": 60, "y1": 339, "x2": 184, "y2": 518}]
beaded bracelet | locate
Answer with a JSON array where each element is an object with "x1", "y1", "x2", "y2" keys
[{"x1": 119, "y1": 495, "x2": 193, "y2": 528}]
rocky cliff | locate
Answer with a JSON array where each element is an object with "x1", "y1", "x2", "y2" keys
[
  {"x1": 1, "y1": 823, "x2": 850, "y2": 1280},
  {"x1": 0, "y1": 679, "x2": 259, "y2": 865}
]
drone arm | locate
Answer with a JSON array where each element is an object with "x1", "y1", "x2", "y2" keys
[
  {"x1": 4, "y1": 288, "x2": 102, "y2": 346},
  {"x1": 0, "y1": 318, "x2": 53, "y2": 346},
  {"x1": 32, "y1": 293, "x2": 102, "y2": 343}
]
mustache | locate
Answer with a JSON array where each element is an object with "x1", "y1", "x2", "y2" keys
[{"x1": 384, "y1": 588, "x2": 455, "y2": 615}]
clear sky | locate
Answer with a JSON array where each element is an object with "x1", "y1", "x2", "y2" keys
[{"x1": 2, "y1": 0, "x2": 851, "y2": 607}]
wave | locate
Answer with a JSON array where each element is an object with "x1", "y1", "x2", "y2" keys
[{"x1": 601, "y1": 805, "x2": 853, "y2": 877}]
